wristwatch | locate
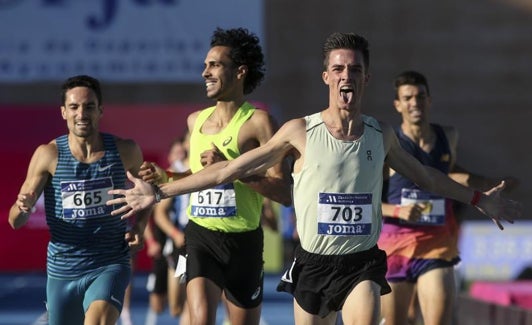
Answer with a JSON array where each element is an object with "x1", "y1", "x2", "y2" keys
[{"x1": 152, "y1": 184, "x2": 163, "y2": 203}]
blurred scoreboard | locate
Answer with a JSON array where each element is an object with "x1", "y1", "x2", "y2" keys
[{"x1": 458, "y1": 220, "x2": 532, "y2": 281}]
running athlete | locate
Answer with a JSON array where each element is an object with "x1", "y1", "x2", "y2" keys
[
  {"x1": 108, "y1": 33, "x2": 521, "y2": 325},
  {"x1": 8, "y1": 75, "x2": 152, "y2": 325},
  {"x1": 378, "y1": 70, "x2": 518, "y2": 325},
  {"x1": 136, "y1": 27, "x2": 291, "y2": 325}
]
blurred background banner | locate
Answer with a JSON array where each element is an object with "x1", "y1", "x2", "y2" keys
[
  {"x1": 0, "y1": 0, "x2": 264, "y2": 82},
  {"x1": 458, "y1": 220, "x2": 532, "y2": 281}
]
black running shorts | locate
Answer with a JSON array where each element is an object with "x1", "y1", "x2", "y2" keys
[
  {"x1": 185, "y1": 221, "x2": 264, "y2": 308},
  {"x1": 277, "y1": 245, "x2": 391, "y2": 317}
]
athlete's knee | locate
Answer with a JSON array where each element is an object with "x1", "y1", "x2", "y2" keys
[
  {"x1": 170, "y1": 305, "x2": 184, "y2": 317},
  {"x1": 188, "y1": 302, "x2": 218, "y2": 325},
  {"x1": 150, "y1": 299, "x2": 165, "y2": 314}
]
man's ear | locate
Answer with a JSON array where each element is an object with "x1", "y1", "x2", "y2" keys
[
  {"x1": 322, "y1": 70, "x2": 329, "y2": 85},
  {"x1": 237, "y1": 65, "x2": 248, "y2": 80},
  {"x1": 61, "y1": 106, "x2": 67, "y2": 120},
  {"x1": 393, "y1": 99, "x2": 402, "y2": 113}
]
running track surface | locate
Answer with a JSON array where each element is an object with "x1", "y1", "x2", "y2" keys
[{"x1": 0, "y1": 272, "x2": 295, "y2": 325}]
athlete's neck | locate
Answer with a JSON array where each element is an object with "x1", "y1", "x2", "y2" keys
[
  {"x1": 211, "y1": 99, "x2": 246, "y2": 124},
  {"x1": 401, "y1": 122, "x2": 434, "y2": 151},
  {"x1": 322, "y1": 108, "x2": 364, "y2": 141},
  {"x1": 68, "y1": 133, "x2": 105, "y2": 163}
]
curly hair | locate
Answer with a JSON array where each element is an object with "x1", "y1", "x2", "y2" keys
[
  {"x1": 210, "y1": 27, "x2": 265, "y2": 94},
  {"x1": 60, "y1": 75, "x2": 102, "y2": 105},
  {"x1": 322, "y1": 32, "x2": 370, "y2": 72}
]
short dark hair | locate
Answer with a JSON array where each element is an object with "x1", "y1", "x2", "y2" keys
[
  {"x1": 61, "y1": 75, "x2": 103, "y2": 106},
  {"x1": 393, "y1": 70, "x2": 430, "y2": 99},
  {"x1": 210, "y1": 27, "x2": 265, "y2": 94},
  {"x1": 322, "y1": 32, "x2": 370, "y2": 72}
]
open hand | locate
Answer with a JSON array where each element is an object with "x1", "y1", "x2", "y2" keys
[
  {"x1": 107, "y1": 171, "x2": 156, "y2": 219},
  {"x1": 476, "y1": 181, "x2": 522, "y2": 230}
]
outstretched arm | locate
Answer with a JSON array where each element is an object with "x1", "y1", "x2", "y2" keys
[
  {"x1": 237, "y1": 111, "x2": 293, "y2": 206},
  {"x1": 199, "y1": 141, "x2": 293, "y2": 206},
  {"x1": 382, "y1": 121, "x2": 521, "y2": 230},
  {"x1": 449, "y1": 164, "x2": 519, "y2": 192},
  {"x1": 190, "y1": 111, "x2": 292, "y2": 206},
  {"x1": 107, "y1": 119, "x2": 301, "y2": 219}
]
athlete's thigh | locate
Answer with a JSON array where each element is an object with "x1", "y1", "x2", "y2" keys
[
  {"x1": 186, "y1": 277, "x2": 222, "y2": 325},
  {"x1": 47, "y1": 277, "x2": 85, "y2": 325},
  {"x1": 293, "y1": 298, "x2": 338, "y2": 325},
  {"x1": 84, "y1": 264, "x2": 131, "y2": 314},
  {"x1": 416, "y1": 266, "x2": 456, "y2": 325},
  {"x1": 342, "y1": 280, "x2": 381, "y2": 325},
  {"x1": 380, "y1": 281, "x2": 415, "y2": 325}
]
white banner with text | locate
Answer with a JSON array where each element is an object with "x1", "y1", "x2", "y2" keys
[{"x1": 0, "y1": 0, "x2": 263, "y2": 82}]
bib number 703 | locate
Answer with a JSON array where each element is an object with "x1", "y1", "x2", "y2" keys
[{"x1": 331, "y1": 206, "x2": 363, "y2": 222}]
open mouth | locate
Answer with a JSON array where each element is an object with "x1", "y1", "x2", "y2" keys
[
  {"x1": 205, "y1": 81, "x2": 216, "y2": 89},
  {"x1": 340, "y1": 86, "x2": 354, "y2": 104}
]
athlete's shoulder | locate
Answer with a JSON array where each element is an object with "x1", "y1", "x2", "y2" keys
[
  {"x1": 27, "y1": 140, "x2": 59, "y2": 175},
  {"x1": 363, "y1": 115, "x2": 383, "y2": 132},
  {"x1": 35, "y1": 140, "x2": 59, "y2": 161},
  {"x1": 375, "y1": 119, "x2": 397, "y2": 154},
  {"x1": 187, "y1": 107, "x2": 212, "y2": 131},
  {"x1": 277, "y1": 117, "x2": 307, "y2": 139},
  {"x1": 110, "y1": 134, "x2": 142, "y2": 158},
  {"x1": 110, "y1": 134, "x2": 134, "y2": 147},
  {"x1": 110, "y1": 134, "x2": 143, "y2": 173},
  {"x1": 248, "y1": 107, "x2": 277, "y2": 129},
  {"x1": 187, "y1": 109, "x2": 202, "y2": 121},
  {"x1": 438, "y1": 124, "x2": 458, "y2": 137},
  {"x1": 285, "y1": 116, "x2": 307, "y2": 128},
  {"x1": 438, "y1": 124, "x2": 459, "y2": 150}
]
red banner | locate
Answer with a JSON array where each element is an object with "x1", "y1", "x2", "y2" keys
[{"x1": 0, "y1": 104, "x2": 200, "y2": 271}]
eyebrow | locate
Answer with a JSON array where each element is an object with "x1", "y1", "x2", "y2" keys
[{"x1": 331, "y1": 63, "x2": 362, "y2": 69}]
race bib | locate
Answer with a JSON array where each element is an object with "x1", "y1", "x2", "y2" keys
[
  {"x1": 400, "y1": 188, "x2": 445, "y2": 225},
  {"x1": 60, "y1": 177, "x2": 114, "y2": 219},
  {"x1": 190, "y1": 183, "x2": 237, "y2": 218},
  {"x1": 317, "y1": 192, "x2": 373, "y2": 236}
]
